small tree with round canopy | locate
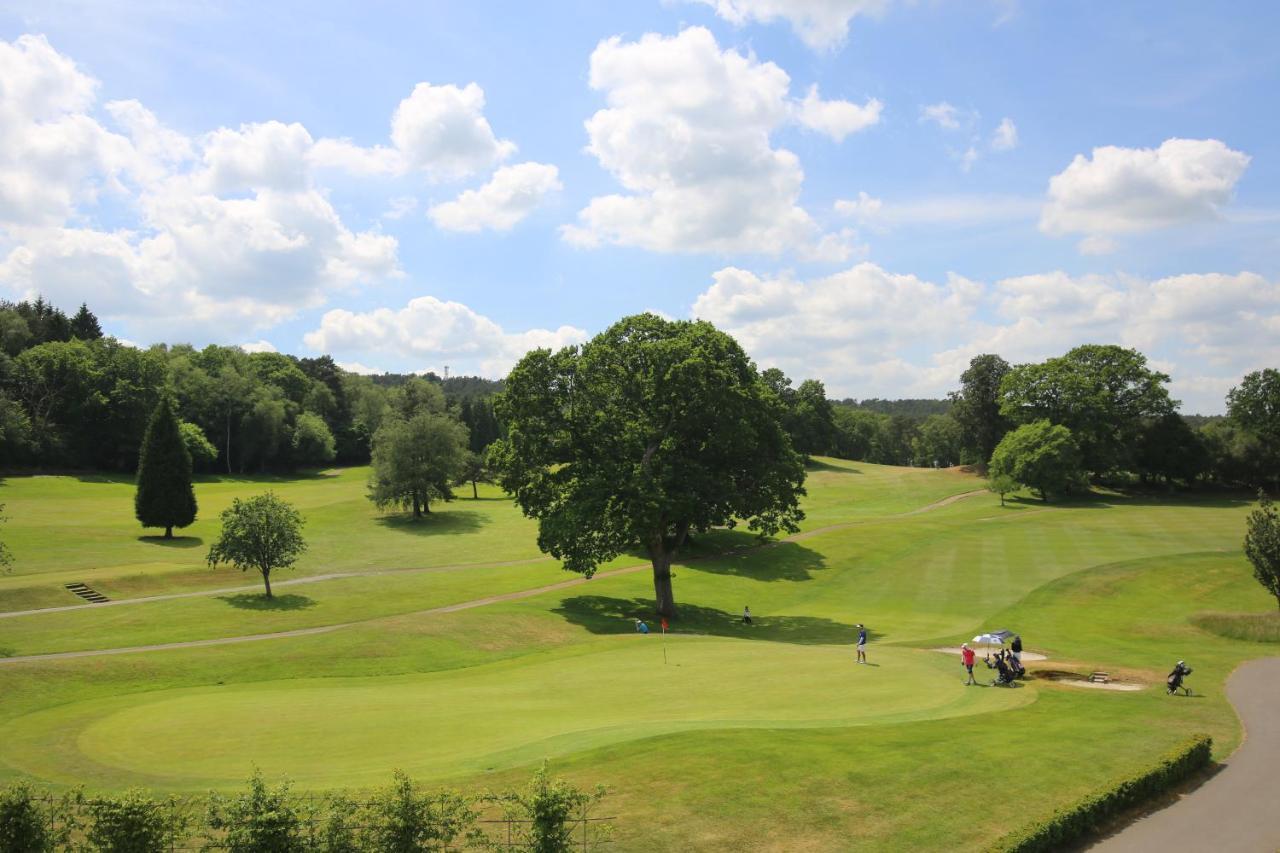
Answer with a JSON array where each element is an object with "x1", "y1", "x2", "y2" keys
[{"x1": 206, "y1": 493, "x2": 306, "y2": 598}]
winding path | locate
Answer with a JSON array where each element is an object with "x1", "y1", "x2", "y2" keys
[
  {"x1": 1089, "y1": 657, "x2": 1280, "y2": 853},
  {"x1": 0, "y1": 487, "x2": 986, "y2": 665}
]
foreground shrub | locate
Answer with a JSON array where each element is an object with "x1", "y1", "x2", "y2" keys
[
  {"x1": 85, "y1": 789, "x2": 188, "y2": 853},
  {"x1": 205, "y1": 770, "x2": 306, "y2": 853},
  {"x1": 499, "y1": 762, "x2": 609, "y2": 853},
  {"x1": 315, "y1": 794, "x2": 359, "y2": 853},
  {"x1": 991, "y1": 734, "x2": 1212, "y2": 852},
  {"x1": 355, "y1": 771, "x2": 477, "y2": 852},
  {"x1": 0, "y1": 783, "x2": 72, "y2": 853}
]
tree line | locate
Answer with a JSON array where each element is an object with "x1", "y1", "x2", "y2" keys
[
  {"x1": 0, "y1": 298, "x2": 504, "y2": 475},
  {"x1": 764, "y1": 346, "x2": 1279, "y2": 490},
  {"x1": 2, "y1": 296, "x2": 1274, "y2": 496}
]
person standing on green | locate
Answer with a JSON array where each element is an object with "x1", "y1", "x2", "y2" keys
[{"x1": 856, "y1": 623, "x2": 868, "y2": 664}]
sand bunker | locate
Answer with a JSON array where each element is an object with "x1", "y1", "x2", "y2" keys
[
  {"x1": 1036, "y1": 671, "x2": 1144, "y2": 692},
  {"x1": 1055, "y1": 679, "x2": 1143, "y2": 692}
]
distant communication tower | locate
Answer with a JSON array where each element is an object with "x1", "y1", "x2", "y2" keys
[{"x1": 443, "y1": 365, "x2": 450, "y2": 380}]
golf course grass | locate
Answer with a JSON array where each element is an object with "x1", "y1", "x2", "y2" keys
[{"x1": 0, "y1": 458, "x2": 1272, "y2": 850}]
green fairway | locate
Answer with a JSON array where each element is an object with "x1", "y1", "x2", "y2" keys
[
  {"x1": 0, "y1": 642, "x2": 1031, "y2": 789},
  {"x1": 0, "y1": 458, "x2": 1273, "y2": 850}
]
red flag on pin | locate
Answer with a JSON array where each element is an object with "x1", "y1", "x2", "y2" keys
[{"x1": 661, "y1": 618, "x2": 669, "y2": 631}]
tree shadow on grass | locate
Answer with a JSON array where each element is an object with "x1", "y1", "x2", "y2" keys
[
  {"x1": 374, "y1": 510, "x2": 486, "y2": 536},
  {"x1": 553, "y1": 595, "x2": 860, "y2": 645},
  {"x1": 1025, "y1": 489, "x2": 1254, "y2": 512},
  {"x1": 218, "y1": 593, "x2": 317, "y2": 611},
  {"x1": 806, "y1": 458, "x2": 861, "y2": 474},
  {"x1": 137, "y1": 535, "x2": 203, "y2": 548},
  {"x1": 685, "y1": 540, "x2": 828, "y2": 582}
]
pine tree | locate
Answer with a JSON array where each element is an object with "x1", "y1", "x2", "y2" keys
[
  {"x1": 70, "y1": 303, "x2": 103, "y2": 339},
  {"x1": 135, "y1": 397, "x2": 198, "y2": 538}
]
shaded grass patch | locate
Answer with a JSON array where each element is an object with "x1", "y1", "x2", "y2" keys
[
  {"x1": 217, "y1": 593, "x2": 317, "y2": 612},
  {"x1": 553, "y1": 595, "x2": 857, "y2": 645},
  {"x1": 374, "y1": 511, "x2": 487, "y2": 536},
  {"x1": 136, "y1": 536, "x2": 203, "y2": 549}
]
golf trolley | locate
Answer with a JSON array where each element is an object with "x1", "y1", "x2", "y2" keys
[{"x1": 1166, "y1": 664, "x2": 1193, "y2": 696}]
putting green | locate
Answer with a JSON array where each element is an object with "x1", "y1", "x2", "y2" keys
[{"x1": 0, "y1": 639, "x2": 1031, "y2": 789}]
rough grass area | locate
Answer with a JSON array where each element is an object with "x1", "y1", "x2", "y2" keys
[{"x1": 1192, "y1": 610, "x2": 1280, "y2": 643}]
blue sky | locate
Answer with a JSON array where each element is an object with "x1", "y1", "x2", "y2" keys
[{"x1": 1, "y1": 1, "x2": 1277, "y2": 411}]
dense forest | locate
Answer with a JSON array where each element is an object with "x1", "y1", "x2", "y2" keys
[
  {"x1": 0, "y1": 297, "x2": 1274, "y2": 489},
  {"x1": 0, "y1": 297, "x2": 502, "y2": 474}
]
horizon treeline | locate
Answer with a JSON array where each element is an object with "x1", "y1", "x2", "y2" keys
[
  {"x1": 0, "y1": 296, "x2": 1273, "y2": 489},
  {"x1": 0, "y1": 297, "x2": 503, "y2": 473},
  {"x1": 768, "y1": 347, "x2": 1277, "y2": 488}
]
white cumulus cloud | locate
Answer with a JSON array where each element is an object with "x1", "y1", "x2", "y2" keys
[
  {"x1": 563, "y1": 27, "x2": 871, "y2": 258},
  {"x1": 304, "y1": 296, "x2": 589, "y2": 377},
  {"x1": 919, "y1": 101, "x2": 962, "y2": 130},
  {"x1": 833, "y1": 191, "x2": 883, "y2": 222},
  {"x1": 0, "y1": 34, "x2": 138, "y2": 227},
  {"x1": 1040, "y1": 138, "x2": 1250, "y2": 250},
  {"x1": 0, "y1": 34, "x2": 400, "y2": 340},
  {"x1": 690, "y1": 0, "x2": 891, "y2": 51},
  {"x1": 390, "y1": 82, "x2": 516, "y2": 181},
  {"x1": 429, "y1": 162, "x2": 561, "y2": 232},
  {"x1": 688, "y1": 263, "x2": 1280, "y2": 413},
  {"x1": 991, "y1": 117, "x2": 1018, "y2": 151},
  {"x1": 796, "y1": 85, "x2": 882, "y2": 142}
]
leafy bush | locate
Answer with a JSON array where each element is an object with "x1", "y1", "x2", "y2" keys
[
  {"x1": 179, "y1": 420, "x2": 219, "y2": 469},
  {"x1": 354, "y1": 771, "x2": 477, "y2": 852},
  {"x1": 315, "y1": 794, "x2": 358, "y2": 853},
  {"x1": 991, "y1": 734, "x2": 1212, "y2": 852},
  {"x1": 500, "y1": 762, "x2": 609, "y2": 853},
  {"x1": 85, "y1": 789, "x2": 188, "y2": 852},
  {"x1": 0, "y1": 783, "x2": 72, "y2": 853},
  {"x1": 205, "y1": 770, "x2": 306, "y2": 853}
]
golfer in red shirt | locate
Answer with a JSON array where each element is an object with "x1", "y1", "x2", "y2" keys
[{"x1": 961, "y1": 644, "x2": 976, "y2": 685}]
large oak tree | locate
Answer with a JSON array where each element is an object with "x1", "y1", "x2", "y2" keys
[
  {"x1": 489, "y1": 314, "x2": 806, "y2": 618},
  {"x1": 999, "y1": 344, "x2": 1174, "y2": 476}
]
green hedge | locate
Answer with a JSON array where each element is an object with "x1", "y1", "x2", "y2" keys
[{"x1": 991, "y1": 733, "x2": 1213, "y2": 853}]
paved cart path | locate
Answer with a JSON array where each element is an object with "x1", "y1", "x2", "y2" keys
[
  {"x1": 0, "y1": 487, "x2": 986, "y2": 664},
  {"x1": 1089, "y1": 657, "x2": 1280, "y2": 853}
]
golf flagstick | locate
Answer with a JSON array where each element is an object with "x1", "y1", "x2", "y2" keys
[{"x1": 661, "y1": 617, "x2": 669, "y2": 664}]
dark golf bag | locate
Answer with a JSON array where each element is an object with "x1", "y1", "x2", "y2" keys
[
  {"x1": 986, "y1": 654, "x2": 1015, "y2": 686},
  {"x1": 1166, "y1": 666, "x2": 1192, "y2": 696}
]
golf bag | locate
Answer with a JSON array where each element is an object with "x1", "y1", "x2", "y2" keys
[
  {"x1": 1008, "y1": 654, "x2": 1026, "y2": 680},
  {"x1": 1167, "y1": 666, "x2": 1193, "y2": 696},
  {"x1": 986, "y1": 654, "x2": 1015, "y2": 686}
]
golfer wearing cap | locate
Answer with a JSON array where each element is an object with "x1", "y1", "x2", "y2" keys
[{"x1": 856, "y1": 623, "x2": 868, "y2": 664}]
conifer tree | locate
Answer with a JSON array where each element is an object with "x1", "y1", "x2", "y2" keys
[
  {"x1": 135, "y1": 397, "x2": 197, "y2": 538},
  {"x1": 70, "y1": 302, "x2": 103, "y2": 339}
]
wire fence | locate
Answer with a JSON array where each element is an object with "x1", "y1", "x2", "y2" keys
[{"x1": 17, "y1": 792, "x2": 615, "y2": 852}]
